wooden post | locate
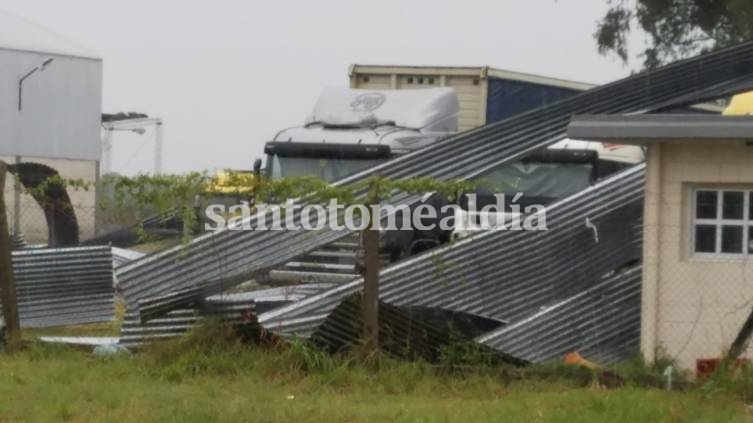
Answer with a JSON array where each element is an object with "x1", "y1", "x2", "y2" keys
[
  {"x1": 0, "y1": 161, "x2": 21, "y2": 349},
  {"x1": 361, "y1": 177, "x2": 380, "y2": 354}
]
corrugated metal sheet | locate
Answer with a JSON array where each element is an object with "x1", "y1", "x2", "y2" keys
[
  {"x1": 258, "y1": 164, "x2": 645, "y2": 340},
  {"x1": 8, "y1": 246, "x2": 114, "y2": 328},
  {"x1": 476, "y1": 266, "x2": 642, "y2": 365},
  {"x1": 117, "y1": 42, "x2": 753, "y2": 322},
  {"x1": 120, "y1": 284, "x2": 336, "y2": 346},
  {"x1": 118, "y1": 297, "x2": 256, "y2": 347},
  {"x1": 310, "y1": 294, "x2": 517, "y2": 363},
  {"x1": 212, "y1": 284, "x2": 338, "y2": 314},
  {"x1": 112, "y1": 247, "x2": 145, "y2": 269},
  {"x1": 38, "y1": 336, "x2": 120, "y2": 346}
]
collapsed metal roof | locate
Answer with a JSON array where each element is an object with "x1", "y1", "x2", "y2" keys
[
  {"x1": 117, "y1": 43, "x2": 753, "y2": 324},
  {"x1": 9, "y1": 246, "x2": 114, "y2": 328},
  {"x1": 258, "y1": 164, "x2": 644, "y2": 337},
  {"x1": 476, "y1": 265, "x2": 642, "y2": 365},
  {"x1": 119, "y1": 284, "x2": 335, "y2": 347}
]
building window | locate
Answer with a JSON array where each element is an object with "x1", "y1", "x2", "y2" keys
[{"x1": 692, "y1": 188, "x2": 753, "y2": 257}]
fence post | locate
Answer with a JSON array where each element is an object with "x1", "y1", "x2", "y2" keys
[
  {"x1": 0, "y1": 161, "x2": 21, "y2": 349},
  {"x1": 361, "y1": 177, "x2": 380, "y2": 355},
  {"x1": 12, "y1": 156, "x2": 21, "y2": 239}
]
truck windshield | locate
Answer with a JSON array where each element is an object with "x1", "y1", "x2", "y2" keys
[
  {"x1": 268, "y1": 155, "x2": 386, "y2": 182},
  {"x1": 461, "y1": 162, "x2": 594, "y2": 210}
]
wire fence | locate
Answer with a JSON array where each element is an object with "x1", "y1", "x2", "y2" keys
[
  {"x1": 641, "y1": 184, "x2": 753, "y2": 374},
  {"x1": 3, "y1": 175, "x2": 154, "y2": 247},
  {"x1": 6, "y1": 193, "x2": 100, "y2": 246},
  {"x1": 5, "y1": 165, "x2": 753, "y2": 375}
]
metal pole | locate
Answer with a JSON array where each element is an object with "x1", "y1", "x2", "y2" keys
[
  {"x1": 12, "y1": 156, "x2": 20, "y2": 237},
  {"x1": 154, "y1": 122, "x2": 163, "y2": 175},
  {"x1": 18, "y1": 67, "x2": 39, "y2": 112},
  {"x1": 0, "y1": 161, "x2": 21, "y2": 349}
]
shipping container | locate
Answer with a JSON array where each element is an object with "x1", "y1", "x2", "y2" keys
[{"x1": 349, "y1": 65, "x2": 594, "y2": 132}]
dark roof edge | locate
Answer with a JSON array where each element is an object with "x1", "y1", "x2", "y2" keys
[{"x1": 568, "y1": 114, "x2": 753, "y2": 143}]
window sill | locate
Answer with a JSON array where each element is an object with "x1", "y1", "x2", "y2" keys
[{"x1": 689, "y1": 254, "x2": 753, "y2": 263}]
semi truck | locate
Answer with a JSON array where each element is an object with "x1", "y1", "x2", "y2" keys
[
  {"x1": 450, "y1": 139, "x2": 645, "y2": 240},
  {"x1": 257, "y1": 85, "x2": 644, "y2": 284},
  {"x1": 262, "y1": 86, "x2": 459, "y2": 182}
]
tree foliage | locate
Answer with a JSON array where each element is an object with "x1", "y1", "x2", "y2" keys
[
  {"x1": 41, "y1": 171, "x2": 475, "y2": 245},
  {"x1": 595, "y1": 0, "x2": 753, "y2": 68}
]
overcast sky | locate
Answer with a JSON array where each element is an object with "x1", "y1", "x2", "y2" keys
[{"x1": 3, "y1": 0, "x2": 642, "y2": 175}]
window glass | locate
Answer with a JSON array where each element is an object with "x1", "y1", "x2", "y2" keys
[
  {"x1": 695, "y1": 191, "x2": 718, "y2": 219},
  {"x1": 721, "y1": 225, "x2": 744, "y2": 254},
  {"x1": 268, "y1": 155, "x2": 387, "y2": 182},
  {"x1": 694, "y1": 225, "x2": 716, "y2": 253},
  {"x1": 750, "y1": 192, "x2": 753, "y2": 220},
  {"x1": 749, "y1": 227, "x2": 753, "y2": 254},
  {"x1": 462, "y1": 162, "x2": 594, "y2": 211},
  {"x1": 723, "y1": 191, "x2": 745, "y2": 220}
]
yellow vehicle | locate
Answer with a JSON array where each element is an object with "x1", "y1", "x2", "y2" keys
[
  {"x1": 724, "y1": 91, "x2": 753, "y2": 115},
  {"x1": 198, "y1": 168, "x2": 262, "y2": 227},
  {"x1": 204, "y1": 170, "x2": 256, "y2": 207}
]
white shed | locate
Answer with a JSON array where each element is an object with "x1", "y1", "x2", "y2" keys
[{"x1": 0, "y1": 10, "x2": 103, "y2": 244}]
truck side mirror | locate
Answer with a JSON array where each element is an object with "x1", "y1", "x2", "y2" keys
[
  {"x1": 250, "y1": 158, "x2": 263, "y2": 207},
  {"x1": 253, "y1": 158, "x2": 262, "y2": 176}
]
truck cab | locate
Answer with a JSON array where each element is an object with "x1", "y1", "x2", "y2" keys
[
  {"x1": 450, "y1": 139, "x2": 645, "y2": 240},
  {"x1": 263, "y1": 86, "x2": 459, "y2": 182}
]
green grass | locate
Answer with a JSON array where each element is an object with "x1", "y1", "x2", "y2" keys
[{"x1": 1, "y1": 324, "x2": 751, "y2": 422}]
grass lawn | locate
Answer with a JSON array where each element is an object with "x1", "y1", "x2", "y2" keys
[{"x1": 1, "y1": 325, "x2": 752, "y2": 422}]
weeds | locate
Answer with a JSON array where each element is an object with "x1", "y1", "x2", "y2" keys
[
  {"x1": 2, "y1": 323, "x2": 753, "y2": 422},
  {"x1": 699, "y1": 361, "x2": 753, "y2": 402}
]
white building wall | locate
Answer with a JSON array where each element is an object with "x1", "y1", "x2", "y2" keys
[
  {"x1": 0, "y1": 47, "x2": 102, "y2": 244},
  {"x1": 0, "y1": 48, "x2": 102, "y2": 161},
  {"x1": 642, "y1": 141, "x2": 753, "y2": 372}
]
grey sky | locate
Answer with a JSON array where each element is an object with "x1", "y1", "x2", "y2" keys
[{"x1": 3, "y1": 0, "x2": 642, "y2": 175}]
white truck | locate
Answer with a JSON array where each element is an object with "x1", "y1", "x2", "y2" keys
[
  {"x1": 257, "y1": 87, "x2": 644, "y2": 283},
  {"x1": 450, "y1": 139, "x2": 645, "y2": 240},
  {"x1": 258, "y1": 87, "x2": 459, "y2": 283},
  {"x1": 262, "y1": 86, "x2": 459, "y2": 182}
]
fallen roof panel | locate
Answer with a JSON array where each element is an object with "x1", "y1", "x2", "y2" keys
[
  {"x1": 10, "y1": 246, "x2": 114, "y2": 328},
  {"x1": 117, "y1": 42, "x2": 753, "y2": 319},
  {"x1": 476, "y1": 265, "x2": 642, "y2": 365},
  {"x1": 258, "y1": 165, "x2": 645, "y2": 340}
]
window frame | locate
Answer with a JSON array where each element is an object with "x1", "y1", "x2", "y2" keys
[{"x1": 691, "y1": 188, "x2": 753, "y2": 260}]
